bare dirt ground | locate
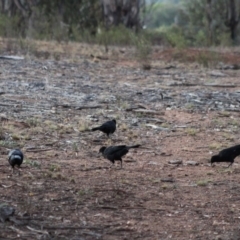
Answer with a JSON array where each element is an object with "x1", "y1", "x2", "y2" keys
[{"x1": 1, "y1": 40, "x2": 240, "y2": 239}]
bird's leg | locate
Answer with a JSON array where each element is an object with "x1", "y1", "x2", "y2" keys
[
  {"x1": 108, "y1": 162, "x2": 114, "y2": 169},
  {"x1": 18, "y1": 166, "x2": 21, "y2": 175},
  {"x1": 12, "y1": 167, "x2": 14, "y2": 174},
  {"x1": 120, "y1": 159, "x2": 122, "y2": 169},
  {"x1": 227, "y1": 162, "x2": 233, "y2": 168}
]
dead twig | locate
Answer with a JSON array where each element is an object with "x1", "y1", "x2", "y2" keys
[
  {"x1": 42, "y1": 226, "x2": 102, "y2": 230},
  {"x1": 56, "y1": 104, "x2": 102, "y2": 110},
  {"x1": 203, "y1": 83, "x2": 236, "y2": 88},
  {"x1": 25, "y1": 148, "x2": 53, "y2": 152},
  {"x1": 26, "y1": 226, "x2": 49, "y2": 235}
]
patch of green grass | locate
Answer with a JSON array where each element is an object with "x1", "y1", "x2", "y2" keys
[
  {"x1": 161, "y1": 122, "x2": 171, "y2": 128},
  {"x1": 217, "y1": 168, "x2": 233, "y2": 174},
  {"x1": 24, "y1": 159, "x2": 41, "y2": 168},
  {"x1": 211, "y1": 119, "x2": 223, "y2": 127},
  {"x1": 52, "y1": 173, "x2": 66, "y2": 180},
  {"x1": 77, "y1": 188, "x2": 94, "y2": 197},
  {"x1": 135, "y1": 112, "x2": 145, "y2": 118},
  {"x1": 29, "y1": 126, "x2": 43, "y2": 134},
  {"x1": 43, "y1": 171, "x2": 66, "y2": 180},
  {"x1": 58, "y1": 124, "x2": 74, "y2": 134},
  {"x1": 218, "y1": 111, "x2": 231, "y2": 117},
  {"x1": 78, "y1": 121, "x2": 90, "y2": 132},
  {"x1": 44, "y1": 120, "x2": 58, "y2": 131},
  {"x1": 72, "y1": 142, "x2": 79, "y2": 152},
  {"x1": 127, "y1": 130, "x2": 138, "y2": 141},
  {"x1": 49, "y1": 164, "x2": 61, "y2": 172},
  {"x1": 26, "y1": 117, "x2": 41, "y2": 127},
  {"x1": 69, "y1": 178, "x2": 76, "y2": 184},
  {"x1": 23, "y1": 134, "x2": 32, "y2": 140},
  {"x1": 0, "y1": 140, "x2": 18, "y2": 148},
  {"x1": 185, "y1": 103, "x2": 195, "y2": 109},
  {"x1": 18, "y1": 38, "x2": 37, "y2": 55},
  {"x1": 223, "y1": 133, "x2": 235, "y2": 141},
  {"x1": 209, "y1": 143, "x2": 222, "y2": 150},
  {"x1": 118, "y1": 100, "x2": 129, "y2": 110},
  {"x1": 230, "y1": 119, "x2": 239, "y2": 127},
  {"x1": 152, "y1": 178, "x2": 161, "y2": 183},
  {"x1": 157, "y1": 25, "x2": 187, "y2": 49},
  {"x1": 195, "y1": 51, "x2": 220, "y2": 68},
  {"x1": 119, "y1": 123, "x2": 128, "y2": 132},
  {"x1": 196, "y1": 179, "x2": 211, "y2": 186},
  {"x1": 0, "y1": 125, "x2": 5, "y2": 140},
  {"x1": 162, "y1": 183, "x2": 174, "y2": 189},
  {"x1": 132, "y1": 34, "x2": 152, "y2": 69},
  {"x1": 185, "y1": 128, "x2": 198, "y2": 136},
  {"x1": 11, "y1": 134, "x2": 22, "y2": 140}
]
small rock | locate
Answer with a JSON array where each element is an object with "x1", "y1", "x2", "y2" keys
[
  {"x1": 168, "y1": 160, "x2": 182, "y2": 165},
  {"x1": 148, "y1": 161, "x2": 160, "y2": 165},
  {"x1": 209, "y1": 70, "x2": 226, "y2": 77},
  {"x1": 186, "y1": 161, "x2": 199, "y2": 166},
  {"x1": 131, "y1": 118, "x2": 138, "y2": 126},
  {"x1": 146, "y1": 124, "x2": 169, "y2": 131}
]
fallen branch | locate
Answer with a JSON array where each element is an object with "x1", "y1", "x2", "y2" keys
[
  {"x1": 131, "y1": 109, "x2": 164, "y2": 115},
  {"x1": 26, "y1": 226, "x2": 49, "y2": 235},
  {"x1": 0, "y1": 55, "x2": 24, "y2": 60},
  {"x1": 25, "y1": 148, "x2": 53, "y2": 152},
  {"x1": 42, "y1": 225, "x2": 102, "y2": 230},
  {"x1": 75, "y1": 105, "x2": 103, "y2": 110},
  {"x1": 56, "y1": 104, "x2": 102, "y2": 110},
  {"x1": 80, "y1": 166, "x2": 109, "y2": 171},
  {"x1": 203, "y1": 83, "x2": 236, "y2": 88}
]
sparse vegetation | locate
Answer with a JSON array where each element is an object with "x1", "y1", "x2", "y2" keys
[
  {"x1": 24, "y1": 159, "x2": 41, "y2": 168},
  {"x1": 209, "y1": 143, "x2": 223, "y2": 150},
  {"x1": 49, "y1": 164, "x2": 61, "y2": 172},
  {"x1": 26, "y1": 117, "x2": 41, "y2": 128},
  {"x1": 196, "y1": 179, "x2": 210, "y2": 186},
  {"x1": 185, "y1": 128, "x2": 198, "y2": 136},
  {"x1": 78, "y1": 121, "x2": 90, "y2": 132}
]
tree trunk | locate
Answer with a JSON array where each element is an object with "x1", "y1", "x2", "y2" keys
[
  {"x1": 100, "y1": 0, "x2": 142, "y2": 31},
  {"x1": 225, "y1": 0, "x2": 239, "y2": 42},
  {"x1": 205, "y1": 0, "x2": 213, "y2": 45}
]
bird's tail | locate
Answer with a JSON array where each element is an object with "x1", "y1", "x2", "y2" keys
[
  {"x1": 92, "y1": 127, "x2": 100, "y2": 131},
  {"x1": 128, "y1": 144, "x2": 141, "y2": 149}
]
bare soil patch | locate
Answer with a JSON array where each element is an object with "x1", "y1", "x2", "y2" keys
[{"x1": 1, "y1": 42, "x2": 240, "y2": 239}]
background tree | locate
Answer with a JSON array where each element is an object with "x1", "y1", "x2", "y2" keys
[{"x1": 100, "y1": 0, "x2": 143, "y2": 31}]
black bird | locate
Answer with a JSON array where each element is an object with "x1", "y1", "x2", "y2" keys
[
  {"x1": 211, "y1": 144, "x2": 240, "y2": 167},
  {"x1": 99, "y1": 144, "x2": 141, "y2": 168},
  {"x1": 92, "y1": 119, "x2": 116, "y2": 137},
  {"x1": 8, "y1": 149, "x2": 24, "y2": 173}
]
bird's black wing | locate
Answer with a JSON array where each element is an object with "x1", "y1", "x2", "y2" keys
[
  {"x1": 104, "y1": 145, "x2": 128, "y2": 160},
  {"x1": 99, "y1": 121, "x2": 116, "y2": 132},
  {"x1": 220, "y1": 144, "x2": 240, "y2": 159}
]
